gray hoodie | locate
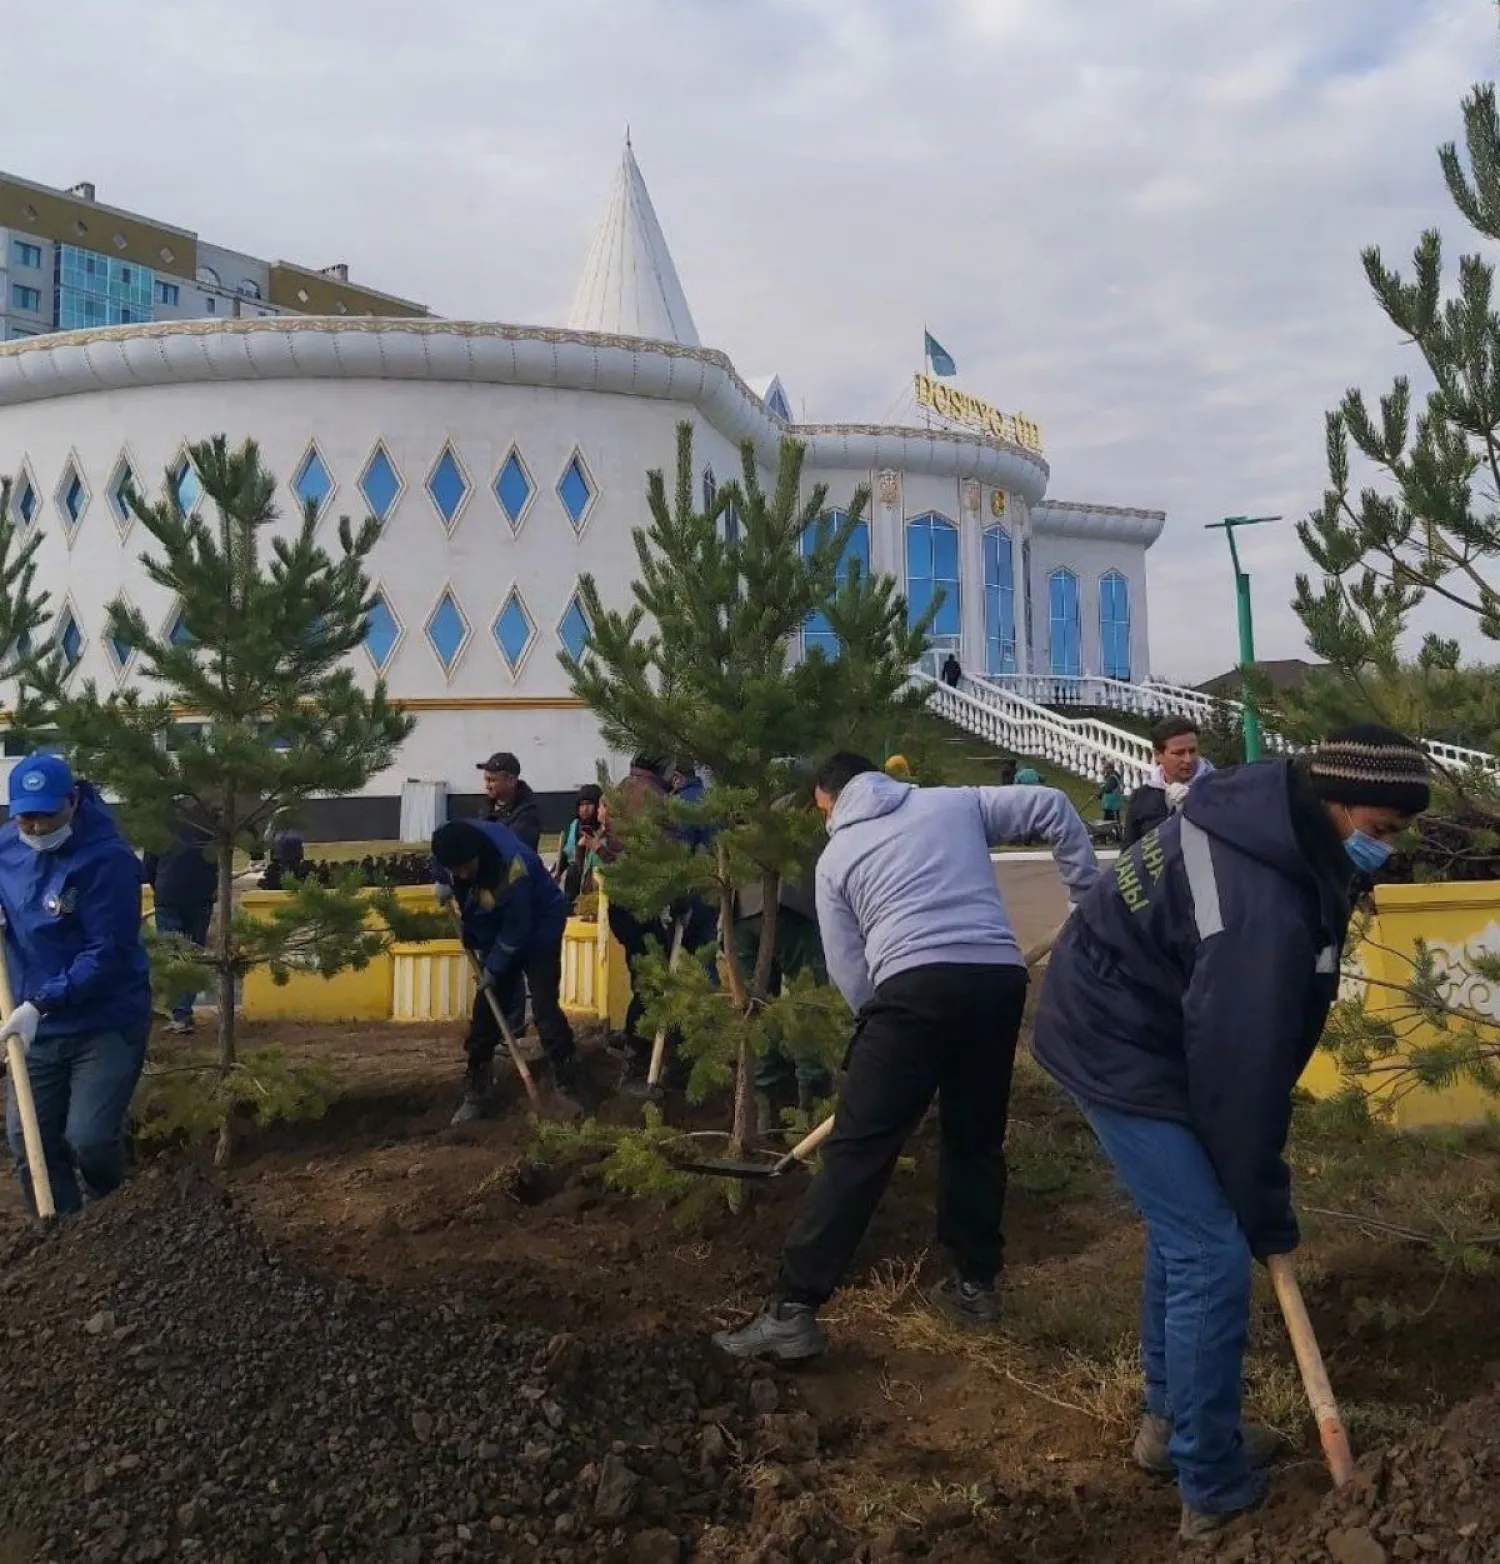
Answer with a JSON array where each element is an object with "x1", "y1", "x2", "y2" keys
[{"x1": 814, "y1": 773, "x2": 1099, "y2": 1013}]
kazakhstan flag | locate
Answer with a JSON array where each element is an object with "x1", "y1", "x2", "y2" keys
[{"x1": 924, "y1": 330, "x2": 956, "y2": 378}]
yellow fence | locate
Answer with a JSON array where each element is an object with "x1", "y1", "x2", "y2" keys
[
  {"x1": 1299, "y1": 880, "x2": 1500, "y2": 1128},
  {"x1": 145, "y1": 882, "x2": 633, "y2": 1028}
]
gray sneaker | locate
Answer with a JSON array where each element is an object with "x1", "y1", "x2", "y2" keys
[
  {"x1": 712, "y1": 1301, "x2": 828, "y2": 1362},
  {"x1": 450, "y1": 1060, "x2": 493, "y2": 1126},
  {"x1": 931, "y1": 1275, "x2": 1002, "y2": 1327},
  {"x1": 1134, "y1": 1414, "x2": 1282, "y2": 1479}
]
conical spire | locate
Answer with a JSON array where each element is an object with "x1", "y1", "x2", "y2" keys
[{"x1": 566, "y1": 139, "x2": 700, "y2": 347}]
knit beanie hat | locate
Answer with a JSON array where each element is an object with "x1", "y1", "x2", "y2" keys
[
  {"x1": 1307, "y1": 724, "x2": 1431, "y2": 815},
  {"x1": 432, "y1": 821, "x2": 489, "y2": 868},
  {"x1": 577, "y1": 783, "x2": 604, "y2": 806}
]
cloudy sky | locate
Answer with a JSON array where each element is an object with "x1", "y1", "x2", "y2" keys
[{"x1": 5, "y1": 0, "x2": 1496, "y2": 679}]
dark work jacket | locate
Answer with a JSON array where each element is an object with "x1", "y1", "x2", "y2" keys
[
  {"x1": 1121, "y1": 784, "x2": 1170, "y2": 847},
  {"x1": 1032, "y1": 761, "x2": 1354, "y2": 1259},
  {"x1": 432, "y1": 821, "x2": 566, "y2": 978},
  {"x1": 480, "y1": 780, "x2": 542, "y2": 853},
  {"x1": 142, "y1": 822, "x2": 217, "y2": 913}
]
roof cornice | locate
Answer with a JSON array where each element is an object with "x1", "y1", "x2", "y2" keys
[{"x1": 0, "y1": 317, "x2": 1053, "y2": 501}]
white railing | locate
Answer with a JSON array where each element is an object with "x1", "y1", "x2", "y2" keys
[
  {"x1": 914, "y1": 673, "x2": 1153, "y2": 789},
  {"x1": 943, "y1": 668, "x2": 1499, "y2": 777}
]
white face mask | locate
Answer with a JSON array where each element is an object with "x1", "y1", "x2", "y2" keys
[{"x1": 19, "y1": 823, "x2": 73, "y2": 853}]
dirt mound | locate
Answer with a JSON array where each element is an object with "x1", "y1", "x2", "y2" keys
[
  {"x1": 0, "y1": 1165, "x2": 800, "y2": 1564},
  {"x1": 1241, "y1": 1388, "x2": 1500, "y2": 1564}
]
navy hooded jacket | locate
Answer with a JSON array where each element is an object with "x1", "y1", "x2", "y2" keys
[
  {"x1": 1032, "y1": 761, "x2": 1354, "y2": 1258},
  {"x1": 0, "y1": 782, "x2": 152, "y2": 1040},
  {"x1": 433, "y1": 821, "x2": 567, "y2": 979}
]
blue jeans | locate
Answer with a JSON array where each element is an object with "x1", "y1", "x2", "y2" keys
[
  {"x1": 1080, "y1": 1102, "x2": 1264, "y2": 1516},
  {"x1": 7, "y1": 1026, "x2": 150, "y2": 1216},
  {"x1": 156, "y1": 903, "x2": 211, "y2": 1022}
]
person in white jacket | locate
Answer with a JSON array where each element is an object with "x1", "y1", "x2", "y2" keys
[{"x1": 714, "y1": 751, "x2": 1098, "y2": 1362}]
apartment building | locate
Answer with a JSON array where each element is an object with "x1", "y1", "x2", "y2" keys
[{"x1": 0, "y1": 172, "x2": 430, "y2": 342}]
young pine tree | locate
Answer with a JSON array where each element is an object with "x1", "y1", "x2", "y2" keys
[
  {"x1": 1284, "y1": 65, "x2": 1500, "y2": 1117},
  {"x1": 563, "y1": 422, "x2": 930, "y2": 1164},
  {"x1": 44, "y1": 435, "x2": 425, "y2": 1161}
]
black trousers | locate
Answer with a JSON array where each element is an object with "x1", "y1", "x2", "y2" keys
[
  {"x1": 464, "y1": 936, "x2": 576, "y2": 1069},
  {"x1": 778, "y1": 961, "x2": 1030, "y2": 1307},
  {"x1": 608, "y1": 902, "x2": 667, "y2": 1039}
]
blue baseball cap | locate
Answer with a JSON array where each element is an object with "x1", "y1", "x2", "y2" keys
[{"x1": 8, "y1": 753, "x2": 75, "y2": 816}]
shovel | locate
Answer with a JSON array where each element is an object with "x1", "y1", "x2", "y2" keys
[
  {"x1": 0, "y1": 912, "x2": 54, "y2": 1218},
  {"x1": 622, "y1": 918, "x2": 684, "y2": 1101},
  {"x1": 1268, "y1": 1253, "x2": 1355, "y2": 1487},
  {"x1": 450, "y1": 910, "x2": 580, "y2": 1121},
  {"x1": 669, "y1": 923, "x2": 1066, "y2": 1181}
]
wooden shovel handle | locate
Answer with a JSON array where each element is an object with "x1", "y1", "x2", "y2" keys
[
  {"x1": 0, "y1": 931, "x2": 54, "y2": 1218},
  {"x1": 450, "y1": 905, "x2": 541, "y2": 1109},
  {"x1": 774, "y1": 924, "x2": 1068, "y2": 1177},
  {"x1": 646, "y1": 919, "x2": 686, "y2": 1089},
  {"x1": 1268, "y1": 1253, "x2": 1355, "y2": 1487}
]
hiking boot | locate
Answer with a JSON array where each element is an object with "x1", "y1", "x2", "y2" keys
[
  {"x1": 712, "y1": 1301, "x2": 828, "y2": 1363},
  {"x1": 1178, "y1": 1484, "x2": 1266, "y2": 1542},
  {"x1": 163, "y1": 1017, "x2": 195, "y2": 1036},
  {"x1": 1133, "y1": 1414, "x2": 1283, "y2": 1479},
  {"x1": 550, "y1": 1053, "x2": 587, "y2": 1104},
  {"x1": 932, "y1": 1275, "x2": 1002, "y2": 1327},
  {"x1": 451, "y1": 1060, "x2": 493, "y2": 1126}
]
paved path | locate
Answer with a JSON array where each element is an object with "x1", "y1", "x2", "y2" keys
[{"x1": 993, "y1": 857, "x2": 1074, "y2": 949}]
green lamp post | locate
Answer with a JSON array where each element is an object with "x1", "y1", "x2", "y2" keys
[{"x1": 1204, "y1": 514, "x2": 1281, "y2": 763}]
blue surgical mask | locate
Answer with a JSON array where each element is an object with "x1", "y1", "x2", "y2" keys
[
  {"x1": 1343, "y1": 830, "x2": 1391, "y2": 874},
  {"x1": 19, "y1": 823, "x2": 72, "y2": 854}
]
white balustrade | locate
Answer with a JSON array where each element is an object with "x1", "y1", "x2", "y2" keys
[
  {"x1": 931, "y1": 668, "x2": 1499, "y2": 778},
  {"x1": 914, "y1": 673, "x2": 1153, "y2": 789}
]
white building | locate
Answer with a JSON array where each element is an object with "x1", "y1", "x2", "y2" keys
[{"x1": 0, "y1": 143, "x2": 1164, "y2": 836}]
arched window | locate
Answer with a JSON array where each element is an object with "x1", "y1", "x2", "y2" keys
[
  {"x1": 1099, "y1": 570, "x2": 1131, "y2": 681},
  {"x1": 983, "y1": 526, "x2": 1016, "y2": 675},
  {"x1": 1047, "y1": 567, "x2": 1082, "y2": 677},
  {"x1": 702, "y1": 467, "x2": 716, "y2": 514},
  {"x1": 803, "y1": 510, "x2": 870, "y2": 658},
  {"x1": 905, "y1": 512, "x2": 960, "y2": 646},
  {"x1": 1022, "y1": 538, "x2": 1035, "y2": 665}
]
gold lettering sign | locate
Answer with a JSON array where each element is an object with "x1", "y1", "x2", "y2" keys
[{"x1": 914, "y1": 372, "x2": 1045, "y2": 454}]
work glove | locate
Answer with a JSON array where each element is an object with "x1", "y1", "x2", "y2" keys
[
  {"x1": 0, "y1": 1001, "x2": 41, "y2": 1052},
  {"x1": 434, "y1": 882, "x2": 455, "y2": 907}
]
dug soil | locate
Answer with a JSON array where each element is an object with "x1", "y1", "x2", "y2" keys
[{"x1": 2, "y1": 1020, "x2": 1500, "y2": 1563}]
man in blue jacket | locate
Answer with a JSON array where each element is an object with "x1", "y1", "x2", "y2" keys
[
  {"x1": 431, "y1": 819, "x2": 582, "y2": 1123},
  {"x1": 715, "y1": 751, "x2": 1098, "y2": 1361},
  {"x1": 1031, "y1": 725, "x2": 1430, "y2": 1542},
  {"x1": 0, "y1": 754, "x2": 152, "y2": 1216}
]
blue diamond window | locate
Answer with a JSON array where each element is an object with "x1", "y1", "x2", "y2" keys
[
  {"x1": 359, "y1": 444, "x2": 401, "y2": 523},
  {"x1": 171, "y1": 457, "x2": 202, "y2": 513},
  {"x1": 427, "y1": 445, "x2": 469, "y2": 528},
  {"x1": 57, "y1": 609, "x2": 82, "y2": 667},
  {"x1": 494, "y1": 451, "x2": 533, "y2": 530},
  {"x1": 61, "y1": 467, "x2": 87, "y2": 528},
  {"x1": 167, "y1": 605, "x2": 194, "y2": 648},
  {"x1": 111, "y1": 463, "x2": 139, "y2": 527},
  {"x1": 558, "y1": 456, "x2": 594, "y2": 532},
  {"x1": 293, "y1": 445, "x2": 333, "y2": 518},
  {"x1": 14, "y1": 475, "x2": 37, "y2": 528},
  {"x1": 106, "y1": 629, "x2": 132, "y2": 671},
  {"x1": 425, "y1": 590, "x2": 470, "y2": 672},
  {"x1": 558, "y1": 594, "x2": 592, "y2": 660},
  {"x1": 492, "y1": 590, "x2": 535, "y2": 672},
  {"x1": 363, "y1": 593, "x2": 400, "y2": 671}
]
